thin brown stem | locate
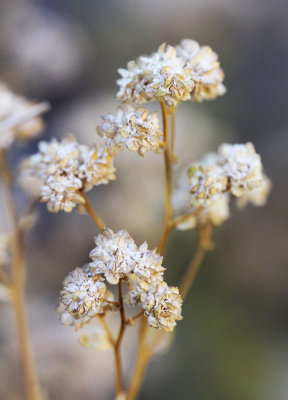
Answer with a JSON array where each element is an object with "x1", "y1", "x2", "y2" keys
[
  {"x1": 170, "y1": 111, "x2": 176, "y2": 163},
  {"x1": 158, "y1": 102, "x2": 173, "y2": 256},
  {"x1": 126, "y1": 310, "x2": 144, "y2": 325},
  {"x1": 127, "y1": 103, "x2": 176, "y2": 400},
  {"x1": 104, "y1": 299, "x2": 120, "y2": 307},
  {"x1": 180, "y1": 224, "x2": 213, "y2": 299},
  {"x1": 80, "y1": 191, "x2": 106, "y2": 231},
  {"x1": 97, "y1": 315, "x2": 115, "y2": 346},
  {"x1": 113, "y1": 279, "x2": 126, "y2": 395},
  {"x1": 127, "y1": 224, "x2": 213, "y2": 400},
  {"x1": 0, "y1": 150, "x2": 43, "y2": 400}
]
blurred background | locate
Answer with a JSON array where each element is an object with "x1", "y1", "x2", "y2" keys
[{"x1": 0, "y1": 0, "x2": 287, "y2": 399}]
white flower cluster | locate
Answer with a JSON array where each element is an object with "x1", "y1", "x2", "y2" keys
[
  {"x1": 0, "y1": 82, "x2": 46, "y2": 149},
  {"x1": 173, "y1": 142, "x2": 271, "y2": 230},
  {"x1": 97, "y1": 105, "x2": 163, "y2": 156},
  {"x1": 117, "y1": 39, "x2": 225, "y2": 109},
  {"x1": 176, "y1": 39, "x2": 226, "y2": 103},
  {"x1": 20, "y1": 136, "x2": 116, "y2": 212},
  {"x1": 58, "y1": 268, "x2": 107, "y2": 326},
  {"x1": 86, "y1": 228, "x2": 182, "y2": 332},
  {"x1": 89, "y1": 229, "x2": 139, "y2": 284}
]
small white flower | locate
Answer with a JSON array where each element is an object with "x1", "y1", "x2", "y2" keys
[
  {"x1": 176, "y1": 39, "x2": 226, "y2": 102},
  {"x1": 20, "y1": 136, "x2": 116, "y2": 212},
  {"x1": 97, "y1": 105, "x2": 163, "y2": 156},
  {"x1": 58, "y1": 268, "x2": 106, "y2": 322},
  {"x1": 0, "y1": 82, "x2": 46, "y2": 149},
  {"x1": 142, "y1": 282, "x2": 183, "y2": 332},
  {"x1": 117, "y1": 43, "x2": 194, "y2": 109},
  {"x1": 173, "y1": 142, "x2": 270, "y2": 230},
  {"x1": 88, "y1": 229, "x2": 138, "y2": 284}
]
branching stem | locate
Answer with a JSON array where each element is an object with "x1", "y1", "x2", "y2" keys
[
  {"x1": 80, "y1": 191, "x2": 106, "y2": 231},
  {"x1": 0, "y1": 150, "x2": 43, "y2": 400}
]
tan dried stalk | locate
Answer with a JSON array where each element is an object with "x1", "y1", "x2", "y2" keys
[
  {"x1": 126, "y1": 103, "x2": 213, "y2": 400},
  {"x1": 0, "y1": 150, "x2": 43, "y2": 400}
]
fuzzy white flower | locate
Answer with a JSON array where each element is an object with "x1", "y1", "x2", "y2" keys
[
  {"x1": 236, "y1": 176, "x2": 271, "y2": 208},
  {"x1": 97, "y1": 105, "x2": 163, "y2": 156},
  {"x1": 20, "y1": 136, "x2": 116, "y2": 212},
  {"x1": 176, "y1": 39, "x2": 226, "y2": 102},
  {"x1": 126, "y1": 242, "x2": 165, "y2": 305},
  {"x1": 58, "y1": 268, "x2": 106, "y2": 323},
  {"x1": 0, "y1": 83, "x2": 47, "y2": 149},
  {"x1": 219, "y1": 142, "x2": 269, "y2": 198},
  {"x1": 142, "y1": 282, "x2": 183, "y2": 332},
  {"x1": 88, "y1": 229, "x2": 138, "y2": 284},
  {"x1": 173, "y1": 142, "x2": 270, "y2": 230},
  {"x1": 117, "y1": 43, "x2": 194, "y2": 109},
  {"x1": 188, "y1": 153, "x2": 228, "y2": 207}
]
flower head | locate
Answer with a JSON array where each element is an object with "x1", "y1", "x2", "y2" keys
[
  {"x1": 176, "y1": 39, "x2": 226, "y2": 102},
  {"x1": 58, "y1": 268, "x2": 106, "y2": 323},
  {"x1": 20, "y1": 136, "x2": 116, "y2": 212},
  {"x1": 142, "y1": 282, "x2": 183, "y2": 332},
  {"x1": 97, "y1": 105, "x2": 163, "y2": 156},
  {"x1": 88, "y1": 229, "x2": 138, "y2": 284},
  {"x1": 117, "y1": 43, "x2": 194, "y2": 109},
  {"x1": 126, "y1": 242, "x2": 165, "y2": 305},
  {"x1": 117, "y1": 39, "x2": 225, "y2": 109},
  {"x1": 0, "y1": 82, "x2": 47, "y2": 149},
  {"x1": 173, "y1": 142, "x2": 270, "y2": 230}
]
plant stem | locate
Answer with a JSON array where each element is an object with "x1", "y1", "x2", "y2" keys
[
  {"x1": 180, "y1": 224, "x2": 213, "y2": 298},
  {"x1": 158, "y1": 102, "x2": 173, "y2": 256},
  {"x1": 80, "y1": 192, "x2": 106, "y2": 231},
  {"x1": 97, "y1": 315, "x2": 115, "y2": 346},
  {"x1": 0, "y1": 150, "x2": 43, "y2": 400},
  {"x1": 127, "y1": 224, "x2": 213, "y2": 400},
  {"x1": 127, "y1": 103, "x2": 176, "y2": 400},
  {"x1": 170, "y1": 111, "x2": 176, "y2": 162},
  {"x1": 114, "y1": 279, "x2": 126, "y2": 395}
]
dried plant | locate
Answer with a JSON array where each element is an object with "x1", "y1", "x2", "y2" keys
[{"x1": 0, "y1": 39, "x2": 271, "y2": 400}]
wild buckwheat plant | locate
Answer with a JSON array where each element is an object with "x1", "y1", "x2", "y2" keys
[{"x1": 0, "y1": 39, "x2": 271, "y2": 400}]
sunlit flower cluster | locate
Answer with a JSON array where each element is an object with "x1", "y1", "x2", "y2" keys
[
  {"x1": 97, "y1": 105, "x2": 163, "y2": 156},
  {"x1": 173, "y1": 142, "x2": 271, "y2": 230},
  {"x1": 58, "y1": 228, "x2": 182, "y2": 332},
  {"x1": 176, "y1": 39, "x2": 226, "y2": 102},
  {"x1": 116, "y1": 39, "x2": 225, "y2": 109},
  {"x1": 0, "y1": 82, "x2": 45, "y2": 149},
  {"x1": 20, "y1": 136, "x2": 116, "y2": 212},
  {"x1": 58, "y1": 268, "x2": 106, "y2": 326}
]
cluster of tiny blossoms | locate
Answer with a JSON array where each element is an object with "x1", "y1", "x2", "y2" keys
[
  {"x1": 173, "y1": 142, "x2": 271, "y2": 230},
  {"x1": 58, "y1": 229, "x2": 182, "y2": 332},
  {"x1": 116, "y1": 39, "x2": 225, "y2": 110},
  {"x1": 0, "y1": 82, "x2": 46, "y2": 149},
  {"x1": 97, "y1": 105, "x2": 163, "y2": 157},
  {"x1": 20, "y1": 136, "x2": 116, "y2": 212}
]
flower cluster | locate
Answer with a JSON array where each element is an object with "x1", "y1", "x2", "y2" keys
[
  {"x1": 97, "y1": 105, "x2": 163, "y2": 156},
  {"x1": 175, "y1": 39, "x2": 226, "y2": 102},
  {"x1": 173, "y1": 142, "x2": 271, "y2": 230},
  {"x1": 58, "y1": 268, "x2": 107, "y2": 326},
  {"x1": 58, "y1": 229, "x2": 182, "y2": 332},
  {"x1": 88, "y1": 229, "x2": 138, "y2": 284},
  {"x1": 20, "y1": 136, "x2": 116, "y2": 212},
  {"x1": 117, "y1": 39, "x2": 225, "y2": 109},
  {"x1": 0, "y1": 82, "x2": 46, "y2": 149}
]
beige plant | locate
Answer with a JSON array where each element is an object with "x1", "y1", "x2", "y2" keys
[{"x1": 0, "y1": 38, "x2": 271, "y2": 400}]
